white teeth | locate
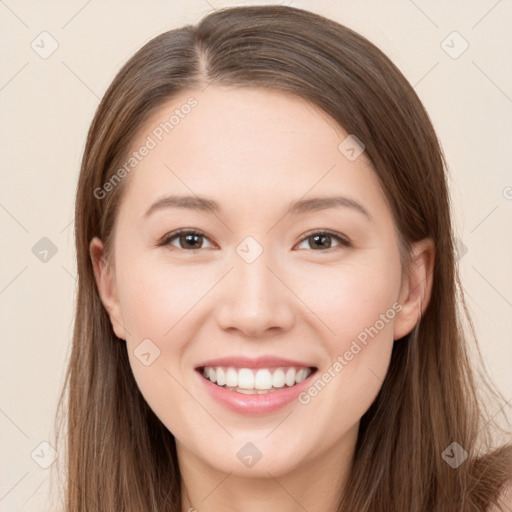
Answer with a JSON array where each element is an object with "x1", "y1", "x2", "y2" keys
[
  {"x1": 225, "y1": 367, "x2": 238, "y2": 387},
  {"x1": 254, "y1": 369, "x2": 272, "y2": 390},
  {"x1": 272, "y1": 368, "x2": 285, "y2": 388},
  {"x1": 216, "y1": 367, "x2": 225, "y2": 386},
  {"x1": 238, "y1": 368, "x2": 254, "y2": 389},
  {"x1": 201, "y1": 365, "x2": 313, "y2": 391},
  {"x1": 296, "y1": 368, "x2": 308, "y2": 383},
  {"x1": 285, "y1": 368, "x2": 295, "y2": 386}
]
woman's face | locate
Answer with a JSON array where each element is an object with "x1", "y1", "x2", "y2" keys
[{"x1": 91, "y1": 86, "x2": 425, "y2": 479}]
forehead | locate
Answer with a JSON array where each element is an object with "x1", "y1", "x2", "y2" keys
[{"x1": 115, "y1": 86, "x2": 387, "y2": 222}]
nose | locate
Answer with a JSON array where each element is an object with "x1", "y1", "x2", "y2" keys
[{"x1": 216, "y1": 250, "x2": 295, "y2": 338}]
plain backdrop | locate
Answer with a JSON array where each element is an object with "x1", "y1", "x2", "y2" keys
[{"x1": 1, "y1": 1, "x2": 511, "y2": 510}]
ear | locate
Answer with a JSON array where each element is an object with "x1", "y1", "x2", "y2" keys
[
  {"x1": 393, "y1": 238, "x2": 435, "y2": 341},
  {"x1": 89, "y1": 237, "x2": 127, "y2": 340}
]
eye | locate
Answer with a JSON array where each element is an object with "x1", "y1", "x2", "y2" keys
[
  {"x1": 158, "y1": 229, "x2": 351, "y2": 252},
  {"x1": 159, "y1": 229, "x2": 215, "y2": 250},
  {"x1": 295, "y1": 230, "x2": 351, "y2": 251}
]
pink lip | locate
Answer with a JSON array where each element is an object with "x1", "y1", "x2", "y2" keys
[
  {"x1": 195, "y1": 367, "x2": 317, "y2": 415},
  {"x1": 196, "y1": 356, "x2": 314, "y2": 370}
]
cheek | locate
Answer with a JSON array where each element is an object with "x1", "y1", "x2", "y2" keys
[
  {"x1": 295, "y1": 252, "x2": 400, "y2": 420},
  {"x1": 114, "y1": 254, "x2": 208, "y2": 409},
  {"x1": 297, "y1": 252, "x2": 402, "y2": 344},
  {"x1": 116, "y1": 265, "x2": 208, "y2": 442},
  {"x1": 117, "y1": 257, "x2": 213, "y2": 340}
]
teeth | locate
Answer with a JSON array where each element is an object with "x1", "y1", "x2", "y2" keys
[
  {"x1": 238, "y1": 368, "x2": 255, "y2": 389},
  {"x1": 201, "y1": 366, "x2": 313, "y2": 391},
  {"x1": 272, "y1": 368, "x2": 285, "y2": 388},
  {"x1": 225, "y1": 368, "x2": 238, "y2": 387},
  {"x1": 216, "y1": 368, "x2": 225, "y2": 386},
  {"x1": 254, "y1": 369, "x2": 272, "y2": 390},
  {"x1": 285, "y1": 368, "x2": 295, "y2": 386},
  {"x1": 296, "y1": 368, "x2": 309, "y2": 383}
]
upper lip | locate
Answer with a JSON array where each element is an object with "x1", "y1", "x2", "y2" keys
[{"x1": 196, "y1": 356, "x2": 316, "y2": 370}]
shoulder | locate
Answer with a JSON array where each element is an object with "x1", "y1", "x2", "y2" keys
[{"x1": 489, "y1": 479, "x2": 512, "y2": 512}]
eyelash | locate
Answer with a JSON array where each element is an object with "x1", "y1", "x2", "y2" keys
[{"x1": 158, "y1": 228, "x2": 351, "y2": 252}]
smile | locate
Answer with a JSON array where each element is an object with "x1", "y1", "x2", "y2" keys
[
  {"x1": 200, "y1": 366, "x2": 314, "y2": 394},
  {"x1": 195, "y1": 364, "x2": 318, "y2": 415}
]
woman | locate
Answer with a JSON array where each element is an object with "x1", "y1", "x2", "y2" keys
[{"x1": 54, "y1": 5, "x2": 512, "y2": 511}]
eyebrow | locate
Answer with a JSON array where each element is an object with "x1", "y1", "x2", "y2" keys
[{"x1": 143, "y1": 194, "x2": 372, "y2": 220}]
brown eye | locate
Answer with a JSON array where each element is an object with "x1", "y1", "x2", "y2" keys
[
  {"x1": 296, "y1": 231, "x2": 351, "y2": 251},
  {"x1": 159, "y1": 229, "x2": 350, "y2": 252},
  {"x1": 160, "y1": 230, "x2": 214, "y2": 250}
]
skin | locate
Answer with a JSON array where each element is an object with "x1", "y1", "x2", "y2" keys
[{"x1": 90, "y1": 86, "x2": 434, "y2": 512}]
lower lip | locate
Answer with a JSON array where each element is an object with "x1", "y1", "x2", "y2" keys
[{"x1": 196, "y1": 369, "x2": 317, "y2": 415}]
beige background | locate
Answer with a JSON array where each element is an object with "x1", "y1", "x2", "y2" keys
[{"x1": 1, "y1": 0, "x2": 511, "y2": 510}]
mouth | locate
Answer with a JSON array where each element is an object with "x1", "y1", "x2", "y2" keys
[{"x1": 196, "y1": 365, "x2": 318, "y2": 395}]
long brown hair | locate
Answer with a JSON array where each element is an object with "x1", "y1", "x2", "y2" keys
[{"x1": 53, "y1": 5, "x2": 512, "y2": 511}]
